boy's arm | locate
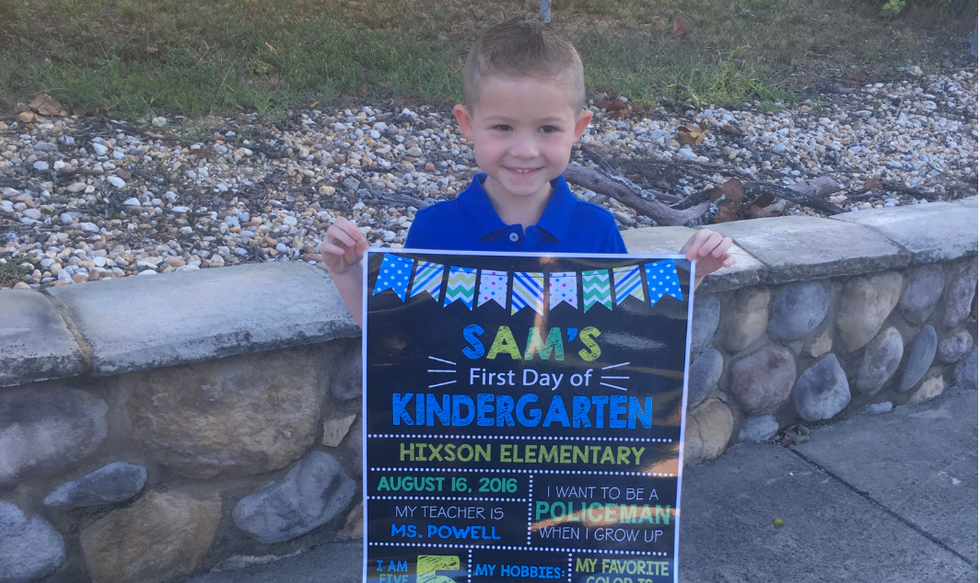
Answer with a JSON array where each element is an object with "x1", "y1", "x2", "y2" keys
[
  {"x1": 680, "y1": 229, "x2": 734, "y2": 291},
  {"x1": 320, "y1": 217, "x2": 370, "y2": 328}
]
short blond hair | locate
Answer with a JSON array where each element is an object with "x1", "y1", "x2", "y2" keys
[{"x1": 462, "y1": 18, "x2": 586, "y2": 112}]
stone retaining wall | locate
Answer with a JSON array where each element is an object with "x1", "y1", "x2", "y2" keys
[{"x1": 1, "y1": 198, "x2": 977, "y2": 583}]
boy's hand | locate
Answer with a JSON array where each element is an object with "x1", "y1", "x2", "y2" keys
[
  {"x1": 681, "y1": 229, "x2": 734, "y2": 290},
  {"x1": 320, "y1": 216, "x2": 369, "y2": 274}
]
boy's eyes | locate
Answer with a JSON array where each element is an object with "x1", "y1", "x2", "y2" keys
[
  {"x1": 540, "y1": 125, "x2": 558, "y2": 133},
  {"x1": 488, "y1": 124, "x2": 561, "y2": 133},
  {"x1": 492, "y1": 124, "x2": 512, "y2": 131}
]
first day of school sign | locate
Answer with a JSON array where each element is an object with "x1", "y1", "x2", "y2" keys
[{"x1": 362, "y1": 250, "x2": 695, "y2": 583}]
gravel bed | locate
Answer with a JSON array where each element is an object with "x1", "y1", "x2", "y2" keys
[{"x1": 0, "y1": 69, "x2": 977, "y2": 289}]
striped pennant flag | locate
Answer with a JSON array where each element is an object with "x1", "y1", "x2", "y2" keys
[
  {"x1": 613, "y1": 265, "x2": 645, "y2": 305},
  {"x1": 645, "y1": 260, "x2": 684, "y2": 305},
  {"x1": 549, "y1": 272, "x2": 578, "y2": 310},
  {"x1": 444, "y1": 266, "x2": 476, "y2": 309},
  {"x1": 372, "y1": 254, "x2": 414, "y2": 301},
  {"x1": 582, "y1": 269, "x2": 612, "y2": 313},
  {"x1": 410, "y1": 260, "x2": 445, "y2": 302},
  {"x1": 478, "y1": 269, "x2": 508, "y2": 309},
  {"x1": 511, "y1": 272, "x2": 545, "y2": 315}
]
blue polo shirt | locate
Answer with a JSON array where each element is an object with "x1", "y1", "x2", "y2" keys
[{"x1": 404, "y1": 174, "x2": 627, "y2": 254}]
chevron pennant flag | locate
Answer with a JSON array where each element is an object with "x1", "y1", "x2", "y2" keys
[
  {"x1": 645, "y1": 260, "x2": 684, "y2": 305},
  {"x1": 511, "y1": 271, "x2": 545, "y2": 315},
  {"x1": 444, "y1": 266, "x2": 477, "y2": 309},
  {"x1": 372, "y1": 254, "x2": 414, "y2": 301},
  {"x1": 613, "y1": 265, "x2": 645, "y2": 305},
  {"x1": 549, "y1": 272, "x2": 578, "y2": 310},
  {"x1": 478, "y1": 269, "x2": 508, "y2": 309},
  {"x1": 410, "y1": 260, "x2": 445, "y2": 302},
  {"x1": 582, "y1": 269, "x2": 613, "y2": 313}
]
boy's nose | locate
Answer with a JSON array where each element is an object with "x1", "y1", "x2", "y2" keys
[{"x1": 509, "y1": 134, "x2": 538, "y2": 158}]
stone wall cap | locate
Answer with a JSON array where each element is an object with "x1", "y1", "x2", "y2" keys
[
  {"x1": 708, "y1": 215, "x2": 910, "y2": 284},
  {"x1": 46, "y1": 262, "x2": 359, "y2": 376},
  {"x1": 0, "y1": 290, "x2": 85, "y2": 387},
  {"x1": 622, "y1": 226, "x2": 767, "y2": 293},
  {"x1": 831, "y1": 199, "x2": 978, "y2": 264}
]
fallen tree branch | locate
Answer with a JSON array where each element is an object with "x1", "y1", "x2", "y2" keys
[
  {"x1": 563, "y1": 163, "x2": 709, "y2": 226},
  {"x1": 742, "y1": 182, "x2": 843, "y2": 215}
]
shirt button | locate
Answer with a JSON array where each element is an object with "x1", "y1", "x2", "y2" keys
[{"x1": 509, "y1": 232, "x2": 519, "y2": 242}]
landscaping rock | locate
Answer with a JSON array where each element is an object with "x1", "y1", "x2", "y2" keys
[
  {"x1": 738, "y1": 415, "x2": 779, "y2": 442},
  {"x1": 0, "y1": 501, "x2": 66, "y2": 583},
  {"x1": 856, "y1": 327, "x2": 904, "y2": 395},
  {"x1": 909, "y1": 376, "x2": 945, "y2": 405},
  {"x1": 80, "y1": 491, "x2": 221, "y2": 583},
  {"x1": 955, "y1": 347, "x2": 978, "y2": 390},
  {"x1": 322, "y1": 414, "x2": 358, "y2": 448},
  {"x1": 44, "y1": 462, "x2": 147, "y2": 507},
  {"x1": 683, "y1": 399, "x2": 733, "y2": 465},
  {"x1": 837, "y1": 272, "x2": 903, "y2": 351},
  {"x1": 232, "y1": 451, "x2": 357, "y2": 544},
  {"x1": 767, "y1": 282, "x2": 830, "y2": 341},
  {"x1": 900, "y1": 325, "x2": 938, "y2": 392},
  {"x1": 0, "y1": 386, "x2": 108, "y2": 487},
  {"x1": 805, "y1": 328, "x2": 833, "y2": 357},
  {"x1": 722, "y1": 287, "x2": 770, "y2": 352},
  {"x1": 688, "y1": 348, "x2": 723, "y2": 405},
  {"x1": 793, "y1": 354, "x2": 851, "y2": 421},
  {"x1": 128, "y1": 347, "x2": 326, "y2": 479},
  {"x1": 691, "y1": 294, "x2": 720, "y2": 353},
  {"x1": 331, "y1": 352, "x2": 362, "y2": 401},
  {"x1": 944, "y1": 263, "x2": 977, "y2": 328},
  {"x1": 898, "y1": 265, "x2": 944, "y2": 324},
  {"x1": 937, "y1": 330, "x2": 975, "y2": 364},
  {"x1": 336, "y1": 502, "x2": 364, "y2": 541},
  {"x1": 866, "y1": 402, "x2": 894, "y2": 415},
  {"x1": 729, "y1": 346, "x2": 797, "y2": 416}
]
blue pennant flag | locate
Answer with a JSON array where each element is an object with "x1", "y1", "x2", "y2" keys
[
  {"x1": 645, "y1": 260, "x2": 684, "y2": 305},
  {"x1": 372, "y1": 254, "x2": 414, "y2": 301}
]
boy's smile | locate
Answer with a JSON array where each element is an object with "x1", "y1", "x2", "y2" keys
[{"x1": 454, "y1": 75, "x2": 592, "y2": 228}]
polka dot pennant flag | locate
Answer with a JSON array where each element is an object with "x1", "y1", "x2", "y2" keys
[
  {"x1": 511, "y1": 271, "x2": 545, "y2": 315},
  {"x1": 613, "y1": 265, "x2": 645, "y2": 305},
  {"x1": 372, "y1": 254, "x2": 414, "y2": 301},
  {"x1": 444, "y1": 266, "x2": 477, "y2": 309},
  {"x1": 410, "y1": 260, "x2": 445, "y2": 302},
  {"x1": 549, "y1": 272, "x2": 578, "y2": 310},
  {"x1": 644, "y1": 260, "x2": 684, "y2": 305},
  {"x1": 478, "y1": 269, "x2": 507, "y2": 309},
  {"x1": 582, "y1": 269, "x2": 612, "y2": 313}
]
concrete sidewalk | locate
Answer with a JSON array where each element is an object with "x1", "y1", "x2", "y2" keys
[{"x1": 184, "y1": 386, "x2": 978, "y2": 583}]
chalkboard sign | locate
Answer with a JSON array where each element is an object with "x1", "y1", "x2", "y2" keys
[{"x1": 363, "y1": 250, "x2": 694, "y2": 583}]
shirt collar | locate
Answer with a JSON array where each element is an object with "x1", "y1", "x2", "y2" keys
[{"x1": 458, "y1": 173, "x2": 577, "y2": 242}]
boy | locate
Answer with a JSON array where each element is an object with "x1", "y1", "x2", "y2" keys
[{"x1": 322, "y1": 18, "x2": 733, "y2": 326}]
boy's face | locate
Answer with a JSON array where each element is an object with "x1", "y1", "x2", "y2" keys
[{"x1": 454, "y1": 74, "x2": 592, "y2": 212}]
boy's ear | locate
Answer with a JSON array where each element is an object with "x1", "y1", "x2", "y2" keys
[
  {"x1": 573, "y1": 109, "x2": 593, "y2": 141},
  {"x1": 453, "y1": 104, "x2": 475, "y2": 141}
]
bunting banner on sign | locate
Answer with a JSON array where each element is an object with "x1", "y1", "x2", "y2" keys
[
  {"x1": 582, "y1": 269, "x2": 613, "y2": 313},
  {"x1": 444, "y1": 266, "x2": 477, "y2": 309},
  {"x1": 372, "y1": 254, "x2": 413, "y2": 301},
  {"x1": 410, "y1": 261, "x2": 444, "y2": 302},
  {"x1": 511, "y1": 271, "x2": 545, "y2": 315},
  {"x1": 370, "y1": 254, "x2": 685, "y2": 315},
  {"x1": 478, "y1": 269, "x2": 508, "y2": 309}
]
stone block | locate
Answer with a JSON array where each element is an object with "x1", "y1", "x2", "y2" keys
[
  {"x1": 937, "y1": 330, "x2": 974, "y2": 364},
  {"x1": 0, "y1": 501, "x2": 65, "y2": 583},
  {"x1": 691, "y1": 294, "x2": 720, "y2": 354},
  {"x1": 856, "y1": 327, "x2": 904, "y2": 395},
  {"x1": 688, "y1": 348, "x2": 723, "y2": 406},
  {"x1": 955, "y1": 347, "x2": 978, "y2": 390},
  {"x1": 44, "y1": 462, "x2": 147, "y2": 507},
  {"x1": 233, "y1": 451, "x2": 357, "y2": 544},
  {"x1": 908, "y1": 376, "x2": 945, "y2": 405},
  {"x1": 738, "y1": 415, "x2": 779, "y2": 442},
  {"x1": 683, "y1": 399, "x2": 733, "y2": 466},
  {"x1": 80, "y1": 491, "x2": 221, "y2": 583},
  {"x1": 900, "y1": 326, "x2": 937, "y2": 392},
  {"x1": 832, "y1": 200, "x2": 978, "y2": 264},
  {"x1": 793, "y1": 354, "x2": 851, "y2": 421},
  {"x1": 944, "y1": 263, "x2": 977, "y2": 329},
  {"x1": 730, "y1": 346, "x2": 797, "y2": 416},
  {"x1": 127, "y1": 346, "x2": 328, "y2": 479},
  {"x1": 710, "y1": 215, "x2": 909, "y2": 285},
  {"x1": 767, "y1": 282, "x2": 830, "y2": 341},
  {"x1": 47, "y1": 262, "x2": 360, "y2": 376},
  {"x1": 837, "y1": 272, "x2": 903, "y2": 351},
  {"x1": 722, "y1": 287, "x2": 770, "y2": 352},
  {"x1": 622, "y1": 226, "x2": 767, "y2": 293},
  {"x1": 0, "y1": 385, "x2": 108, "y2": 487},
  {"x1": 898, "y1": 265, "x2": 944, "y2": 324},
  {"x1": 0, "y1": 290, "x2": 84, "y2": 387}
]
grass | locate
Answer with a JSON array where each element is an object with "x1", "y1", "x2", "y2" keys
[{"x1": 0, "y1": 0, "x2": 974, "y2": 119}]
